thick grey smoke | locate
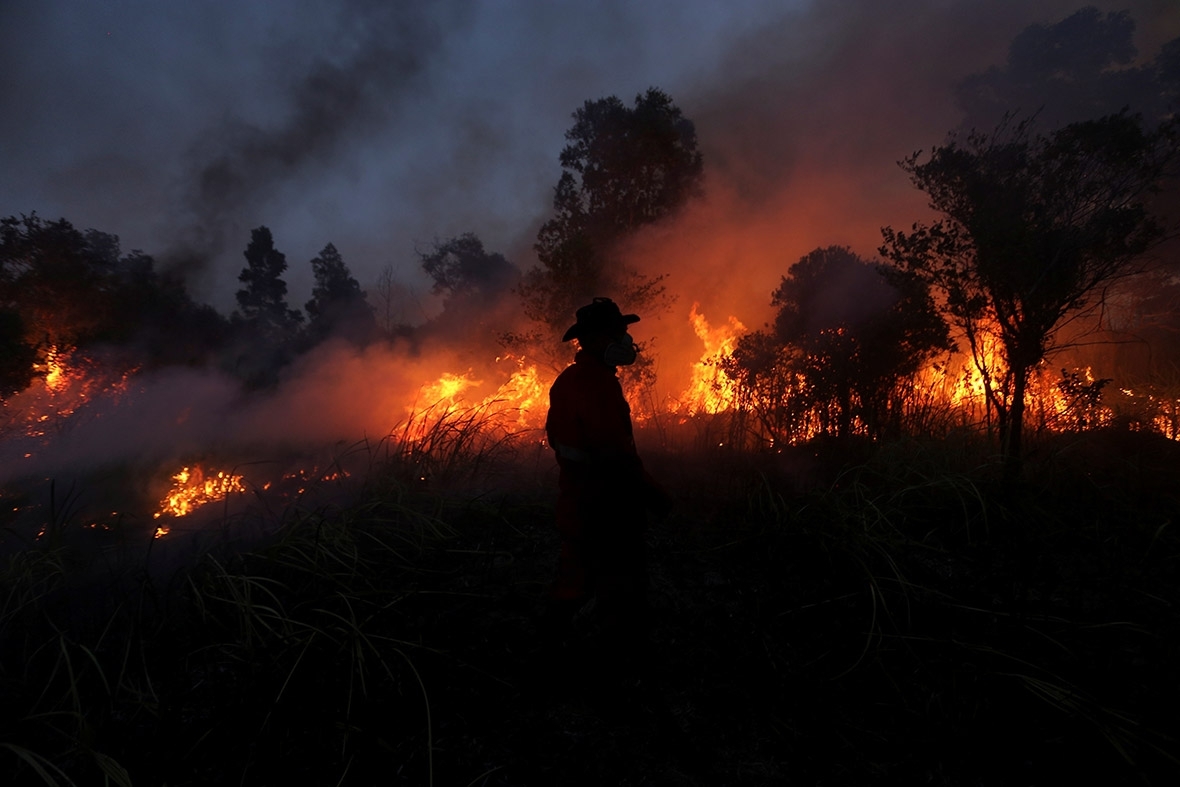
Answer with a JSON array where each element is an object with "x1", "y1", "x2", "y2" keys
[
  {"x1": 174, "y1": 2, "x2": 468, "y2": 285},
  {"x1": 0, "y1": 0, "x2": 771, "y2": 312}
]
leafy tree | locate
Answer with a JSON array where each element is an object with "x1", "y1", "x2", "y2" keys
[
  {"x1": 953, "y1": 7, "x2": 1180, "y2": 426},
  {"x1": 304, "y1": 242, "x2": 376, "y2": 345},
  {"x1": 880, "y1": 111, "x2": 1178, "y2": 480},
  {"x1": 725, "y1": 246, "x2": 949, "y2": 443},
  {"x1": 235, "y1": 226, "x2": 303, "y2": 340},
  {"x1": 0, "y1": 214, "x2": 227, "y2": 380},
  {"x1": 418, "y1": 232, "x2": 520, "y2": 353},
  {"x1": 230, "y1": 226, "x2": 304, "y2": 388},
  {"x1": 0, "y1": 214, "x2": 112, "y2": 352},
  {"x1": 520, "y1": 87, "x2": 703, "y2": 334}
]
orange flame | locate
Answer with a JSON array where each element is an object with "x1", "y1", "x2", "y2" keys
[
  {"x1": 43, "y1": 346, "x2": 68, "y2": 391},
  {"x1": 676, "y1": 304, "x2": 745, "y2": 415},
  {"x1": 403, "y1": 355, "x2": 551, "y2": 441},
  {"x1": 482, "y1": 355, "x2": 549, "y2": 428},
  {"x1": 153, "y1": 465, "x2": 246, "y2": 522}
]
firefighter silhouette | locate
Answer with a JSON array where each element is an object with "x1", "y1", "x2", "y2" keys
[{"x1": 544, "y1": 297, "x2": 672, "y2": 648}]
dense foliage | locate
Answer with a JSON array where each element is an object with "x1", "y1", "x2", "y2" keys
[
  {"x1": 0, "y1": 214, "x2": 229, "y2": 388},
  {"x1": 724, "y1": 246, "x2": 951, "y2": 443},
  {"x1": 520, "y1": 87, "x2": 704, "y2": 335}
]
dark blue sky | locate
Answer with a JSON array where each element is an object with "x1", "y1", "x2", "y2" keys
[{"x1": 3, "y1": 0, "x2": 1177, "y2": 319}]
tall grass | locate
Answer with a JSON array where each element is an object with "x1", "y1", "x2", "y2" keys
[
  {"x1": 2, "y1": 420, "x2": 1178, "y2": 784},
  {"x1": 693, "y1": 431, "x2": 1180, "y2": 781},
  {"x1": 0, "y1": 416, "x2": 516, "y2": 786}
]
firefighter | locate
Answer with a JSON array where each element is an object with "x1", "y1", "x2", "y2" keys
[{"x1": 543, "y1": 297, "x2": 672, "y2": 648}]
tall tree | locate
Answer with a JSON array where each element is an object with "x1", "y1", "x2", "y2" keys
[
  {"x1": 881, "y1": 111, "x2": 1178, "y2": 481},
  {"x1": 520, "y1": 87, "x2": 703, "y2": 334},
  {"x1": 235, "y1": 226, "x2": 303, "y2": 340},
  {"x1": 371, "y1": 262, "x2": 416, "y2": 341},
  {"x1": 304, "y1": 242, "x2": 376, "y2": 345}
]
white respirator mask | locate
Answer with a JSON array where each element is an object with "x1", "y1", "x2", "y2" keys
[{"x1": 603, "y1": 333, "x2": 638, "y2": 366}]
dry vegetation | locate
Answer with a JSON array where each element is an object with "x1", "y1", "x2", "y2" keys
[{"x1": 2, "y1": 418, "x2": 1179, "y2": 786}]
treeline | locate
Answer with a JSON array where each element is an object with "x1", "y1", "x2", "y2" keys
[
  {"x1": 0, "y1": 86, "x2": 704, "y2": 395},
  {"x1": 0, "y1": 216, "x2": 384, "y2": 393},
  {"x1": 3, "y1": 9, "x2": 1180, "y2": 483}
]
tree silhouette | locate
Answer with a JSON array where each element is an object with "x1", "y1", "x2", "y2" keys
[
  {"x1": 0, "y1": 213, "x2": 227, "y2": 386},
  {"x1": 417, "y1": 232, "x2": 520, "y2": 353},
  {"x1": 881, "y1": 111, "x2": 1178, "y2": 481},
  {"x1": 421, "y1": 232, "x2": 517, "y2": 300},
  {"x1": 235, "y1": 226, "x2": 303, "y2": 341},
  {"x1": 520, "y1": 87, "x2": 703, "y2": 334},
  {"x1": 305, "y1": 243, "x2": 376, "y2": 346},
  {"x1": 231, "y1": 226, "x2": 303, "y2": 387},
  {"x1": 371, "y1": 262, "x2": 416, "y2": 341},
  {"x1": 0, "y1": 215, "x2": 113, "y2": 353}
]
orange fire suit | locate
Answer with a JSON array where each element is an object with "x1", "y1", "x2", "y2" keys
[{"x1": 545, "y1": 349, "x2": 667, "y2": 609}]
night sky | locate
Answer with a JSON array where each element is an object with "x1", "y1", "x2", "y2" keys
[{"x1": 3, "y1": 0, "x2": 1178, "y2": 323}]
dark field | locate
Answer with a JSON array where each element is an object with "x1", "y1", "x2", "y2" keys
[{"x1": 2, "y1": 427, "x2": 1179, "y2": 786}]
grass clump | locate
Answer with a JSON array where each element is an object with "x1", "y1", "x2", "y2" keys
[{"x1": 1, "y1": 427, "x2": 1178, "y2": 784}]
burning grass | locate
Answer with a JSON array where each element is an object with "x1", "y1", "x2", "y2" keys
[
  {"x1": 153, "y1": 465, "x2": 247, "y2": 521},
  {"x1": 1, "y1": 420, "x2": 1178, "y2": 785}
]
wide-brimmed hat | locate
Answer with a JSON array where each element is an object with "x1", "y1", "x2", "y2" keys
[{"x1": 561, "y1": 297, "x2": 640, "y2": 342}]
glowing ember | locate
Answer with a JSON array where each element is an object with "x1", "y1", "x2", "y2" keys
[
  {"x1": 43, "y1": 346, "x2": 68, "y2": 391},
  {"x1": 2, "y1": 347, "x2": 138, "y2": 447},
  {"x1": 153, "y1": 466, "x2": 246, "y2": 520},
  {"x1": 277, "y1": 466, "x2": 354, "y2": 495}
]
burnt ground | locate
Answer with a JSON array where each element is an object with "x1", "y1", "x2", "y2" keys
[{"x1": 2, "y1": 429, "x2": 1180, "y2": 785}]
